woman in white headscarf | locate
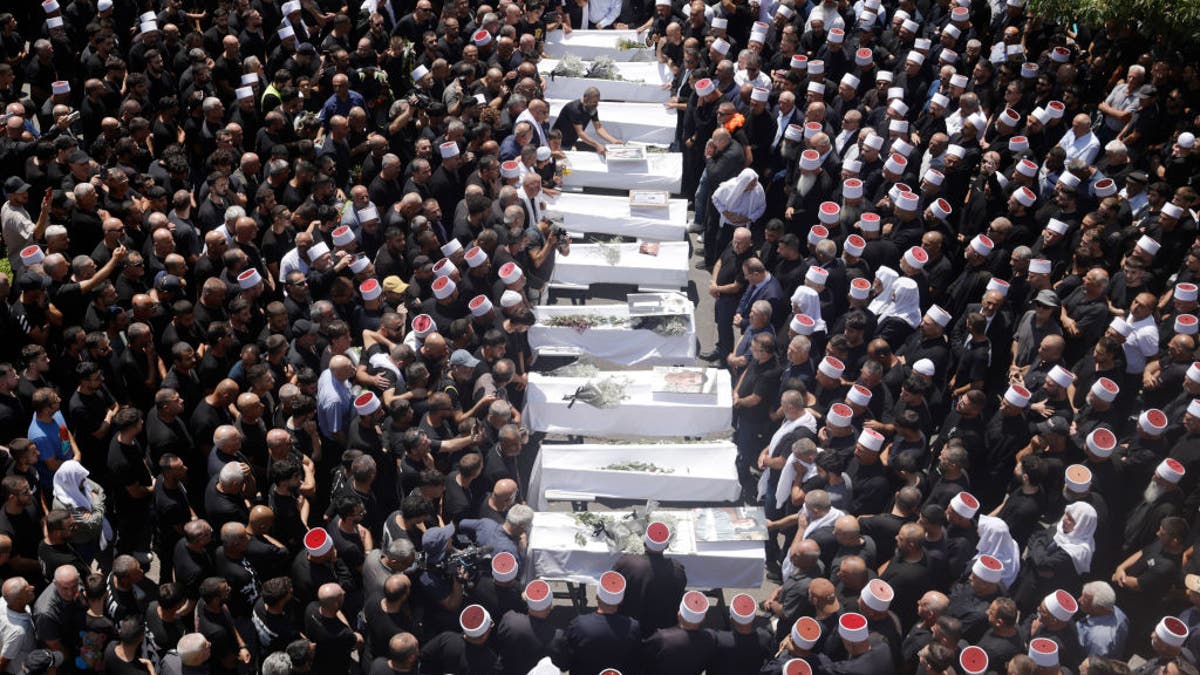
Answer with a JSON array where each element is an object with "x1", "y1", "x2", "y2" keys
[
  {"x1": 971, "y1": 515, "x2": 1022, "y2": 590},
  {"x1": 711, "y1": 167, "x2": 766, "y2": 228},
  {"x1": 875, "y1": 276, "x2": 922, "y2": 347},
  {"x1": 1011, "y1": 501, "x2": 1097, "y2": 614},
  {"x1": 867, "y1": 266, "x2": 899, "y2": 315},
  {"x1": 790, "y1": 285, "x2": 826, "y2": 333},
  {"x1": 51, "y1": 460, "x2": 111, "y2": 565}
]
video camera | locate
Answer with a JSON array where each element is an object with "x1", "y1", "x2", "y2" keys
[{"x1": 417, "y1": 544, "x2": 494, "y2": 584}]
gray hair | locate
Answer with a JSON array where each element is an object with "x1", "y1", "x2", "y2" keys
[
  {"x1": 177, "y1": 634, "x2": 209, "y2": 665},
  {"x1": 202, "y1": 97, "x2": 222, "y2": 113},
  {"x1": 506, "y1": 504, "x2": 534, "y2": 532},
  {"x1": 261, "y1": 653, "x2": 293, "y2": 675},
  {"x1": 1082, "y1": 581, "x2": 1115, "y2": 609},
  {"x1": 751, "y1": 299, "x2": 773, "y2": 317},
  {"x1": 804, "y1": 489, "x2": 831, "y2": 514},
  {"x1": 385, "y1": 538, "x2": 416, "y2": 563},
  {"x1": 218, "y1": 462, "x2": 245, "y2": 489},
  {"x1": 223, "y1": 205, "x2": 246, "y2": 223},
  {"x1": 488, "y1": 400, "x2": 512, "y2": 419},
  {"x1": 791, "y1": 438, "x2": 818, "y2": 459},
  {"x1": 73, "y1": 182, "x2": 95, "y2": 198}
]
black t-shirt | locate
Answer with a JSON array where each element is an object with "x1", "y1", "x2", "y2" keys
[
  {"x1": 327, "y1": 520, "x2": 368, "y2": 572},
  {"x1": 213, "y1": 550, "x2": 260, "y2": 619},
  {"x1": 67, "y1": 388, "x2": 115, "y2": 466},
  {"x1": 551, "y1": 99, "x2": 599, "y2": 148},
  {"x1": 304, "y1": 602, "x2": 359, "y2": 674},
  {"x1": 362, "y1": 600, "x2": 416, "y2": 662},
  {"x1": 203, "y1": 476, "x2": 250, "y2": 532},
  {"x1": 252, "y1": 599, "x2": 302, "y2": 655},
  {"x1": 0, "y1": 507, "x2": 40, "y2": 559},
  {"x1": 0, "y1": 394, "x2": 25, "y2": 444},
  {"x1": 153, "y1": 477, "x2": 192, "y2": 537},
  {"x1": 38, "y1": 540, "x2": 88, "y2": 583},
  {"x1": 442, "y1": 472, "x2": 485, "y2": 524},
  {"x1": 171, "y1": 540, "x2": 213, "y2": 599},
  {"x1": 144, "y1": 602, "x2": 187, "y2": 668},
  {"x1": 104, "y1": 641, "x2": 152, "y2": 675},
  {"x1": 715, "y1": 244, "x2": 752, "y2": 288},
  {"x1": 108, "y1": 438, "x2": 153, "y2": 510},
  {"x1": 735, "y1": 357, "x2": 781, "y2": 428},
  {"x1": 196, "y1": 605, "x2": 237, "y2": 665}
]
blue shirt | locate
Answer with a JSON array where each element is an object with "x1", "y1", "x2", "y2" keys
[
  {"x1": 1077, "y1": 607, "x2": 1129, "y2": 659},
  {"x1": 316, "y1": 370, "x2": 352, "y2": 439},
  {"x1": 458, "y1": 518, "x2": 521, "y2": 562},
  {"x1": 319, "y1": 90, "x2": 367, "y2": 126},
  {"x1": 28, "y1": 411, "x2": 70, "y2": 488}
]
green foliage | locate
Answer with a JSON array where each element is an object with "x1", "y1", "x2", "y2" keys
[{"x1": 1027, "y1": 0, "x2": 1200, "y2": 46}]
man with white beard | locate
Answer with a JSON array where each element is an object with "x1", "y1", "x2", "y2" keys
[
  {"x1": 1121, "y1": 458, "x2": 1185, "y2": 557},
  {"x1": 785, "y1": 149, "x2": 835, "y2": 235}
]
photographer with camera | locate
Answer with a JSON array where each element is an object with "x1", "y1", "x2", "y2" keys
[
  {"x1": 459, "y1": 504, "x2": 533, "y2": 564},
  {"x1": 417, "y1": 523, "x2": 470, "y2": 636}
]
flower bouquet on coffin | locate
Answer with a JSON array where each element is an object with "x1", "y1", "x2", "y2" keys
[{"x1": 562, "y1": 376, "x2": 630, "y2": 408}]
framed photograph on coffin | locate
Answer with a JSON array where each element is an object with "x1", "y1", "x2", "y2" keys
[
  {"x1": 627, "y1": 292, "x2": 691, "y2": 317},
  {"x1": 651, "y1": 366, "x2": 716, "y2": 396},
  {"x1": 605, "y1": 144, "x2": 648, "y2": 161},
  {"x1": 629, "y1": 189, "x2": 670, "y2": 208},
  {"x1": 692, "y1": 507, "x2": 769, "y2": 543}
]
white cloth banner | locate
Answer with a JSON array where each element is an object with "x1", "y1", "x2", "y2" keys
[
  {"x1": 550, "y1": 240, "x2": 689, "y2": 288},
  {"x1": 561, "y1": 149, "x2": 683, "y2": 193},
  {"x1": 523, "y1": 368, "x2": 733, "y2": 436},
  {"x1": 529, "y1": 511, "x2": 765, "y2": 589},
  {"x1": 548, "y1": 98, "x2": 676, "y2": 146},
  {"x1": 529, "y1": 441, "x2": 740, "y2": 510},
  {"x1": 543, "y1": 29, "x2": 656, "y2": 61},
  {"x1": 546, "y1": 192, "x2": 689, "y2": 241},
  {"x1": 540, "y1": 58, "x2": 673, "y2": 103},
  {"x1": 530, "y1": 302, "x2": 696, "y2": 365}
]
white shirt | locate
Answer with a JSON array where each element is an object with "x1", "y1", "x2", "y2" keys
[
  {"x1": 0, "y1": 600, "x2": 34, "y2": 675},
  {"x1": 1123, "y1": 314, "x2": 1159, "y2": 374},
  {"x1": 1058, "y1": 128, "x2": 1102, "y2": 165},
  {"x1": 279, "y1": 247, "x2": 310, "y2": 283},
  {"x1": 1, "y1": 201, "x2": 35, "y2": 274},
  {"x1": 588, "y1": 0, "x2": 622, "y2": 28}
]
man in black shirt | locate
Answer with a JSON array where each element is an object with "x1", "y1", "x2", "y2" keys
[
  {"x1": 733, "y1": 332, "x2": 782, "y2": 498},
  {"x1": 702, "y1": 226, "x2": 754, "y2": 363},
  {"x1": 304, "y1": 583, "x2": 362, "y2": 674},
  {"x1": 551, "y1": 87, "x2": 622, "y2": 152},
  {"x1": 65, "y1": 361, "x2": 116, "y2": 476}
]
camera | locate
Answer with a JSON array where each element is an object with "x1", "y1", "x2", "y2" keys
[
  {"x1": 550, "y1": 224, "x2": 570, "y2": 253},
  {"x1": 417, "y1": 545, "x2": 494, "y2": 584}
]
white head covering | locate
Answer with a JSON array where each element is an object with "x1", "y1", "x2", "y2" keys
[
  {"x1": 972, "y1": 515, "x2": 1021, "y2": 589},
  {"x1": 881, "y1": 277, "x2": 922, "y2": 328},
  {"x1": 867, "y1": 266, "x2": 899, "y2": 315},
  {"x1": 710, "y1": 169, "x2": 766, "y2": 225},
  {"x1": 52, "y1": 460, "x2": 94, "y2": 510},
  {"x1": 791, "y1": 286, "x2": 826, "y2": 332},
  {"x1": 1052, "y1": 501, "x2": 1097, "y2": 574}
]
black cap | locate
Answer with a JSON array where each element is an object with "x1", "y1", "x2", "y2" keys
[
  {"x1": 1127, "y1": 170, "x2": 1149, "y2": 184},
  {"x1": 68, "y1": 150, "x2": 90, "y2": 164},
  {"x1": 297, "y1": 42, "x2": 317, "y2": 55},
  {"x1": 292, "y1": 319, "x2": 318, "y2": 338},
  {"x1": 3, "y1": 176, "x2": 30, "y2": 194},
  {"x1": 1035, "y1": 416, "x2": 1069, "y2": 436},
  {"x1": 22, "y1": 649, "x2": 62, "y2": 675},
  {"x1": 156, "y1": 274, "x2": 182, "y2": 292},
  {"x1": 17, "y1": 272, "x2": 47, "y2": 291}
]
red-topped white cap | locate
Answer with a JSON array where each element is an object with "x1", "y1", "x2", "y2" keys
[
  {"x1": 473, "y1": 29, "x2": 492, "y2": 46},
  {"x1": 441, "y1": 238, "x2": 463, "y2": 257},
  {"x1": 784, "y1": 124, "x2": 805, "y2": 143},
  {"x1": 927, "y1": 198, "x2": 952, "y2": 221},
  {"x1": 783, "y1": 658, "x2": 812, "y2": 675},
  {"x1": 843, "y1": 178, "x2": 863, "y2": 200},
  {"x1": 855, "y1": 48, "x2": 873, "y2": 66},
  {"x1": 1044, "y1": 589, "x2": 1078, "y2": 621},
  {"x1": 790, "y1": 55, "x2": 808, "y2": 70},
  {"x1": 1004, "y1": 384, "x2": 1031, "y2": 408},
  {"x1": 469, "y1": 295, "x2": 493, "y2": 317},
  {"x1": 857, "y1": 429, "x2": 885, "y2": 452},
  {"x1": 1051, "y1": 46, "x2": 1071, "y2": 62},
  {"x1": 500, "y1": 160, "x2": 521, "y2": 179},
  {"x1": 926, "y1": 304, "x2": 951, "y2": 327},
  {"x1": 440, "y1": 141, "x2": 460, "y2": 159},
  {"x1": 695, "y1": 78, "x2": 716, "y2": 96},
  {"x1": 790, "y1": 314, "x2": 816, "y2": 335},
  {"x1": 432, "y1": 275, "x2": 457, "y2": 300},
  {"x1": 806, "y1": 266, "x2": 829, "y2": 285},
  {"x1": 1177, "y1": 314, "x2": 1198, "y2": 335},
  {"x1": 349, "y1": 256, "x2": 371, "y2": 274},
  {"x1": 597, "y1": 571, "x2": 626, "y2": 605},
  {"x1": 792, "y1": 616, "x2": 822, "y2": 649},
  {"x1": 354, "y1": 391, "x2": 380, "y2": 416},
  {"x1": 1029, "y1": 637, "x2": 1059, "y2": 667},
  {"x1": 845, "y1": 236, "x2": 866, "y2": 259},
  {"x1": 432, "y1": 258, "x2": 454, "y2": 278},
  {"x1": 950, "y1": 491, "x2": 980, "y2": 518},
  {"x1": 959, "y1": 646, "x2": 988, "y2": 675},
  {"x1": 1016, "y1": 158, "x2": 1038, "y2": 177},
  {"x1": 860, "y1": 579, "x2": 893, "y2": 611},
  {"x1": 332, "y1": 225, "x2": 355, "y2": 247},
  {"x1": 679, "y1": 590, "x2": 709, "y2": 624},
  {"x1": 853, "y1": 216, "x2": 878, "y2": 238},
  {"x1": 847, "y1": 384, "x2": 872, "y2": 407},
  {"x1": 237, "y1": 268, "x2": 262, "y2": 289},
  {"x1": 1177, "y1": 283, "x2": 1199, "y2": 303},
  {"x1": 1047, "y1": 365, "x2": 1074, "y2": 388},
  {"x1": 903, "y1": 245, "x2": 927, "y2": 269},
  {"x1": 360, "y1": 279, "x2": 382, "y2": 301},
  {"x1": 884, "y1": 154, "x2": 907, "y2": 175},
  {"x1": 1157, "y1": 458, "x2": 1186, "y2": 484},
  {"x1": 460, "y1": 604, "x2": 493, "y2": 638},
  {"x1": 1047, "y1": 100, "x2": 1065, "y2": 119},
  {"x1": 525, "y1": 579, "x2": 552, "y2": 611},
  {"x1": 1095, "y1": 178, "x2": 1117, "y2": 197},
  {"x1": 969, "y1": 235, "x2": 994, "y2": 257},
  {"x1": 986, "y1": 278, "x2": 1010, "y2": 296},
  {"x1": 1008, "y1": 135, "x2": 1029, "y2": 153},
  {"x1": 808, "y1": 60, "x2": 825, "y2": 75},
  {"x1": 1065, "y1": 464, "x2": 1092, "y2": 493},
  {"x1": 838, "y1": 613, "x2": 869, "y2": 642},
  {"x1": 1028, "y1": 258, "x2": 1053, "y2": 275},
  {"x1": 1158, "y1": 616, "x2": 1190, "y2": 647},
  {"x1": 412, "y1": 314, "x2": 435, "y2": 339},
  {"x1": 730, "y1": 593, "x2": 756, "y2": 625},
  {"x1": 304, "y1": 528, "x2": 333, "y2": 556},
  {"x1": 972, "y1": 555, "x2": 1004, "y2": 584},
  {"x1": 499, "y1": 262, "x2": 523, "y2": 284},
  {"x1": 644, "y1": 521, "x2": 671, "y2": 553},
  {"x1": 19, "y1": 246, "x2": 44, "y2": 267},
  {"x1": 864, "y1": 134, "x2": 885, "y2": 151},
  {"x1": 465, "y1": 246, "x2": 488, "y2": 268},
  {"x1": 1090, "y1": 377, "x2": 1119, "y2": 403},
  {"x1": 1014, "y1": 186, "x2": 1036, "y2": 207},
  {"x1": 819, "y1": 357, "x2": 845, "y2": 380},
  {"x1": 491, "y1": 551, "x2": 518, "y2": 583},
  {"x1": 800, "y1": 149, "x2": 822, "y2": 171},
  {"x1": 808, "y1": 225, "x2": 830, "y2": 246},
  {"x1": 1140, "y1": 408, "x2": 1168, "y2": 435},
  {"x1": 818, "y1": 202, "x2": 841, "y2": 224},
  {"x1": 999, "y1": 108, "x2": 1021, "y2": 126},
  {"x1": 1086, "y1": 428, "x2": 1117, "y2": 458},
  {"x1": 827, "y1": 403, "x2": 853, "y2": 428}
]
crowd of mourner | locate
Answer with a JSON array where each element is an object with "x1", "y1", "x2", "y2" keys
[{"x1": 0, "y1": 0, "x2": 1196, "y2": 671}]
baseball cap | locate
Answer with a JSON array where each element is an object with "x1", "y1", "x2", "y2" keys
[
  {"x1": 22, "y1": 650, "x2": 63, "y2": 675},
  {"x1": 449, "y1": 349, "x2": 480, "y2": 368},
  {"x1": 3, "y1": 177, "x2": 30, "y2": 194},
  {"x1": 1034, "y1": 289, "x2": 1060, "y2": 308}
]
